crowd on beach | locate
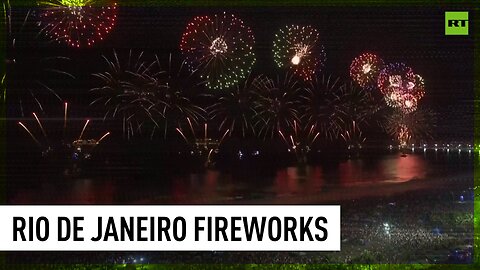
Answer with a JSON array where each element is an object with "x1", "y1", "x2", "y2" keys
[{"x1": 7, "y1": 186, "x2": 474, "y2": 265}]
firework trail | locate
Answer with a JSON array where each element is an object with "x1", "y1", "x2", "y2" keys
[{"x1": 18, "y1": 102, "x2": 110, "y2": 156}]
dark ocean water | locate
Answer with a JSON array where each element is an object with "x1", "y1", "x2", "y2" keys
[{"x1": 7, "y1": 150, "x2": 474, "y2": 204}]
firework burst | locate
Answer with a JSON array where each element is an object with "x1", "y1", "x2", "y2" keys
[
  {"x1": 338, "y1": 82, "x2": 378, "y2": 126},
  {"x1": 378, "y1": 63, "x2": 425, "y2": 113},
  {"x1": 383, "y1": 108, "x2": 436, "y2": 145},
  {"x1": 300, "y1": 75, "x2": 346, "y2": 140},
  {"x1": 252, "y1": 73, "x2": 301, "y2": 139},
  {"x1": 273, "y1": 25, "x2": 326, "y2": 81},
  {"x1": 208, "y1": 75, "x2": 258, "y2": 138},
  {"x1": 382, "y1": 77, "x2": 425, "y2": 113},
  {"x1": 333, "y1": 82, "x2": 378, "y2": 147},
  {"x1": 349, "y1": 53, "x2": 384, "y2": 88},
  {"x1": 180, "y1": 12, "x2": 256, "y2": 90},
  {"x1": 91, "y1": 50, "x2": 163, "y2": 139},
  {"x1": 377, "y1": 63, "x2": 415, "y2": 95},
  {"x1": 154, "y1": 54, "x2": 206, "y2": 140},
  {"x1": 91, "y1": 51, "x2": 205, "y2": 140},
  {"x1": 37, "y1": 0, "x2": 117, "y2": 48},
  {"x1": 397, "y1": 93, "x2": 418, "y2": 114}
]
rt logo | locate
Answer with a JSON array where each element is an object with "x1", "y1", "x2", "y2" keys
[{"x1": 445, "y1": 11, "x2": 469, "y2": 35}]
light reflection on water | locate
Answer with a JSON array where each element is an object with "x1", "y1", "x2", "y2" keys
[
  {"x1": 8, "y1": 153, "x2": 473, "y2": 204},
  {"x1": 338, "y1": 154, "x2": 427, "y2": 186},
  {"x1": 389, "y1": 154, "x2": 427, "y2": 183}
]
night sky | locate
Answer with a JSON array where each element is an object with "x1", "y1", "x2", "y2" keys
[
  {"x1": 3, "y1": 5, "x2": 477, "y2": 264},
  {"x1": 7, "y1": 5, "x2": 475, "y2": 141}
]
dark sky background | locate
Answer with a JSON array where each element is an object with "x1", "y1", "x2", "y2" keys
[{"x1": 8, "y1": 6, "x2": 475, "y2": 141}]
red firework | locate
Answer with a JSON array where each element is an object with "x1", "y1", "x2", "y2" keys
[
  {"x1": 38, "y1": 0, "x2": 117, "y2": 48},
  {"x1": 179, "y1": 12, "x2": 256, "y2": 90},
  {"x1": 398, "y1": 93, "x2": 418, "y2": 113},
  {"x1": 349, "y1": 53, "x2": 384, "y2": 88},
  {"x1": 378, "y1": 63, "x2": 425, "y2": 113},
  {"x1": 377, "y1": 63, "x2": 415, "y2": 95}
]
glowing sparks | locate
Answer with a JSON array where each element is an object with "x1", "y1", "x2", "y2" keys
[
  {"x1": 291, "y1": 43, "x2": 309, "y2": 65},
  {"x1": 273, "y1": 25, "x2": 325, "y2": 81},
  {"x1": 400, "y1": 93, "x2": 418, "y2": 113},
  {"x1": 60, "y1": 0, "x2": 87, "y2": 6},
  {"x1": 209, "y1": 37, "x2": 228, "y2": 56},
  {"x1": 389, "y1": 75, "x2": 403, "y2": 87},
  {"x1": 397, "y1": 125, "x2": 410, "y2": 146},
  {"x1": 180, "y1": 12, "x2": 256, "y2": 90},
  {"x1": 362, "y1": 64, "x2": 371, "y2": 74},
  {"x1": 38, "y1": 0, "x2": 118, "y2": 48},
  {"x1": 291, "y1": 55, "x2": 301, "y2": 65},
  {"x1": 411, "y1": 74, "x2": 425, "y2": 99}
]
